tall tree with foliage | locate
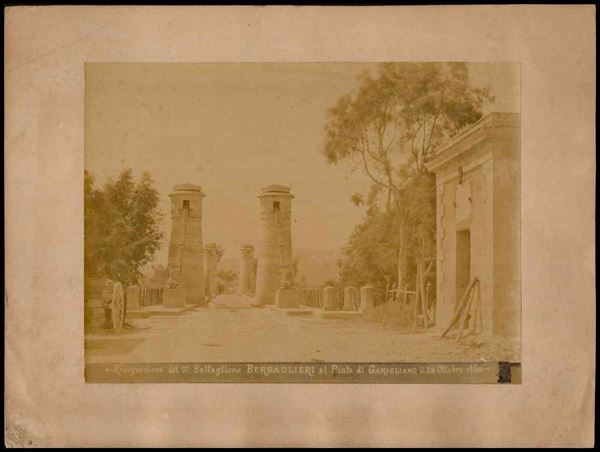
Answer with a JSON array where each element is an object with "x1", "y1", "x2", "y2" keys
[
  {"x1": 323, "y1": 63, "x2": 493, "y2": 291},
  {"x1": 84, "y1": 169, "x2": 164, "y2": 285}
]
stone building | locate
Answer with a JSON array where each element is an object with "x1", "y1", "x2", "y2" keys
[
  {"x1": 253, "y1": 185, "x2": 294, "y2": 306},
  {"x1": 167, "y1": 183, "x2": 206, "y2": 304},
  {"x1": 425, "y1": 112, "x2": 520, "y2": 337}
]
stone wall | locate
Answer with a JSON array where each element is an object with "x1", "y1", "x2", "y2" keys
[{"x1": 427, "y1": 113, "x2": 520, "y2": 337}]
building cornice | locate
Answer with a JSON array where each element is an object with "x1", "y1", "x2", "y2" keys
[{"x1": 425, "y1": 112, "x2": 520, "y2": 173}]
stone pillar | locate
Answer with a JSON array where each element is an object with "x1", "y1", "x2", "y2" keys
[
  {"x1": 322, "y1": 286, "x2": 338, "y2": 311},
  {"x1": 343, "y1": 286, "x2": 359, "y2": 311},
  {"x1": 276, "y1": 288, "x2": 300, "y2": 308},
  {"x1": 253, "y1": 185, "x2": 294, "y2": 306},
  {"x1": 238, "y1": 245, "x2": 256, "y2": 296},
  {"x1": 126, "y1": 285, "x2": 140, "y2": 310},
  {"x1": 360, "y1": 285, "x2": 375, "y2": 312},
  {"x1": 204, "y1": 243, "x2": 219, "y2": 299},
  {"x1": 167, "y1": 184, "x2": 206, "y2": 304}
]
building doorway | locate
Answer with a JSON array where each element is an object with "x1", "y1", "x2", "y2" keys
[{"x1": 455, "y1": 229, "x2": 471, "y2": 307}]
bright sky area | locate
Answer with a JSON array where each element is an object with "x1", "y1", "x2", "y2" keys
[{"x1": 85, "y1": 62, "x2": 519, "y2": 268}]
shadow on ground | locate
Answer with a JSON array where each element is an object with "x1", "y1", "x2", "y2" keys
[{"x1": 85, "y1": 337, "x2": 148, "y2": 357}]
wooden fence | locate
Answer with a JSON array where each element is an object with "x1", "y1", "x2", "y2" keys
[
  {"x1": 299, "y1": 287, "x2": 323, "y2": 309},
  {"x1": 139, "y1": 287, "x2": 163, "y2": 307}
]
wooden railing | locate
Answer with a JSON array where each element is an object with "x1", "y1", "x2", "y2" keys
[
  {"x1": 139, "y1": 287, "x2": 164, "y2": 307},
  {"x1": 386, "y1": 283, "x2": 417, "y2": 305},
  {"x1": 344, "y1": 287, "x2": 360, "y2": 311},
  {"x1": 299, "y1": 287, "x2": 323, "y2": 309}
]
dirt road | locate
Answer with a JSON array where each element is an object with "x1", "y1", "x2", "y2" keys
[{"x1": 85, "y1": 301, "x2": 520, "y2": 364}]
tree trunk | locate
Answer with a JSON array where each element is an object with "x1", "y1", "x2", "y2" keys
[
  {"x1": 396, "y1": 220, "x2": 408, "y2": 301},
  {"x1": 386, "y1": 189, "x2": 391, "y2": 212}
]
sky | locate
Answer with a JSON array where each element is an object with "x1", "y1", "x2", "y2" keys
[{"x1": 84, "y1": 62, "x2": 519, "y2": 268}]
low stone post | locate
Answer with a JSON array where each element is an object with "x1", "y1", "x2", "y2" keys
[
  {"x1": 322, "y1": 286, "x2": 338, "y2": 311},
  {"x1": 360, "y1": 285, "x2": 375, "y2": 313},
  {"x1": 343, "y1": 286, "x2": 359, "y2": 311},
  {"x1": 126, "y1": 285, "x2": 141, "y2": 310},
  {"x1": 276, "y1": 288, "x2": 300, "y2": 308},
  {"x1": 163, "y1": 287, "x2": 187, "y2": 308},
  {"x1": 204, "y1": 244, "x2": 219, "y2": 299}
]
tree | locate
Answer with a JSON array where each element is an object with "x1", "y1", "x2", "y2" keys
[
  {"x1": 217, "y1": 269, "x2": 237, "y2": 283},
  {"x1": 147, "y1": 264, "x2": 170, "y2": 288},
  {"x1": 324, "y1": 63, "x2": 492, "y2": 290},
  {"x1": 84, "y1": 169, "x2": 164, "y2": 285},
  {"x1": 205, "y1": 242, "x2": 225, "y2": 263},
  {"x1": 339, "y1": 172, "x2": 437, "y2": 296},
  {"x1": 217, "y1": 269, "x2": 237, "y2": 294},
  {"x1": 338, "y1": 210, "x2": 400, "y2": 289},
  {"x1": 84, "y1": 170, "x2": 108, "y2": 278}
]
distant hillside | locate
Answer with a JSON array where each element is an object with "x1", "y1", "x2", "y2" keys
[{"x1": 216, "y1": 248, "x2": 341, "y2": 287}]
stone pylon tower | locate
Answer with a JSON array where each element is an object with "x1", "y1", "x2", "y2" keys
[
  {"x1": 167, "y1": 184, "x2": 206, "y2": 304},
  {"x1": 254, "y1": 185, "x2": 294, "y2": 306},
  {"x1": 203, "y1": 243, "x2": 220, "y2": 299},
  {"x1": 238, "y1": 244, "x2": 256, "y2": 296}
]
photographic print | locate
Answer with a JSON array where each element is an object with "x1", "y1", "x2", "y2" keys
[
  {"x1": 84, "y1": 62, "x2": 521, "y2": 383},
  {"x1": 6, "y1": 5, "x2": 595, "y2": 447}
]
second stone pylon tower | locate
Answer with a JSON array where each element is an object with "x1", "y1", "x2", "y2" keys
[
  {"x1": 167, "y1": 183, "x2": 206, "y2": 304},
  {"x1": 253, "y1": 185, "x2": 294, "y2": 306}
]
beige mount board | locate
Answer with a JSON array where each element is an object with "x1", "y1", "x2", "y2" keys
[{"x1": 5, "y1": 5, "x2": 595, "y2": 448}]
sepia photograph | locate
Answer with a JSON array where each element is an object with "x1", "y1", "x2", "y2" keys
[
  {"x1": 84, "y1": 62, "x2": 521, "y2": 383},
  {"x1": 5, "y1": 4, "x2": 595, "y2": 447}
]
